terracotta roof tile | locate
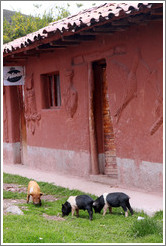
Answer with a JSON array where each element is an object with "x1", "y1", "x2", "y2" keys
[{"x1": 3, "y1": 2, "x2": 163, "y2": 55}]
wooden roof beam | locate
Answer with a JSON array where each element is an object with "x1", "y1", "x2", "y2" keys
[
  {"x1": 4, "y1": 59, "x2": 27, "y2": 64},
  {"x1": 50, "y1": 40, "x2": 80, "y2": 46},
  {"x1": 93, "y1": 26, "x2": 127, "y2": 32},
  {"x1": 79, "y1": 31, "x2": 113, "y2": 36},
  {"x1": 151, "y1": 7, "x2": 163, "y2": 15},
  {"x1": 36, "y1": 45, "x2": 66, "y2": 50},
  {"x1": 112, "y1": 19, "x2": 129, "y2": 26},
  {"x1": 11, "y1": 54, "x2": 28, "y2": 59},
  {"x1": 128, "y1": 14, "x2": 147, "y2": 24},
  {"x1": 62, "y1": 34, "x2": 96, "y2": 41}
]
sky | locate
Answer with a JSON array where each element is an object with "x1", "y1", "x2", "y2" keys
[{"x1": 2, "y1": 1, "x2": 106, "y2": 17}]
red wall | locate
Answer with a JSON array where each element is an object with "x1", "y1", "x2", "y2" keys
[
  {"x1": 107, "y1": 23, "x2": 163, "y2": 164},
  {"x1": 24, "y1": 59, "x2": 89, "y2": 152},
  {"x1": 3, "y1": 21, "x2": 163, "y2": 190},
  {"x1": 25, "y1": 22, "x2": 163, "y2": 161}
]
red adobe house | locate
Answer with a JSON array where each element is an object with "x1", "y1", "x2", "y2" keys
[{"x1": 3, "y1": 3, "x2": 163, "y2": 192}]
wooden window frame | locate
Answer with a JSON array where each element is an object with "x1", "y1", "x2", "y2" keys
[{"x1": 41, "y1": 72, "x2": 61, "y2": 109}]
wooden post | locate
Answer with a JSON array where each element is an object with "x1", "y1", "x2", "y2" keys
[{"x1": 88, "y1": 62, "x2": 100, "y2": 175}]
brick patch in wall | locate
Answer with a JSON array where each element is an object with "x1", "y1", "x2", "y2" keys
[{"x1": 102, "y1": 68, "x2": 117, "y2": 177}]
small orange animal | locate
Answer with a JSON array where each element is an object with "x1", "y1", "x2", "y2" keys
[{"x1": 27, "y1": 180, "x2": 43, "y2": 206}]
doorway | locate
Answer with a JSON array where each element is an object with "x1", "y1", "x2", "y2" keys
[{"x1": 92, "y1": 60, "x2": 117, "y2": 178}]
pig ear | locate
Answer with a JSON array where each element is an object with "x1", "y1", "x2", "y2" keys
[{"x1": 40, "y1": 192, "x2": 43, "y2": 196}]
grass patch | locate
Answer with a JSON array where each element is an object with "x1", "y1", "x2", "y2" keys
[
  {"x1": 3, "y1": 190, "x2": 26, "y2": 199},
  {"x1": 3, "y1": 173, "x2": 163, "y2": 243},
  {"x1": 3, "y1": 173, "x2": 30, "y2": 185},
  {"x1": 129, "y1": 215, "x2": 163, "y2": 238}
]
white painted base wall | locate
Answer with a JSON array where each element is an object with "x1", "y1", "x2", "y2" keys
[
  {"x1": 24, "y1": 146, "x2": 91, "y2": 177},
  {"x1": 3, "y1": 142, "x2": 21, "y2": 164},
  {"x1": 3, "y1": 143, "x2": 163, "y2": 192},
  {"x1": 117, "y1": 157, "x2": 163, "y2": 192}
]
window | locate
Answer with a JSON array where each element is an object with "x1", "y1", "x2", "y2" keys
[{"x1": 41, "y1": 73, "x2": 61, "y2": 109}]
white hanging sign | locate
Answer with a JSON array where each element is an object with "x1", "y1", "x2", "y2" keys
[{"x1": 3, "y1": 66, "x2": 25, "y2": 86}]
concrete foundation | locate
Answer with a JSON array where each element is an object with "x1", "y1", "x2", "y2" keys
[
  {"x1": 117, "y1": 157, "x2": 163, "y2": 192},
  {"x1": 24, "y1": 146, "x2": 91, "y2": 177},
  {"x1": 3, "y1": 142, "x2": 21, "y2": 164}
]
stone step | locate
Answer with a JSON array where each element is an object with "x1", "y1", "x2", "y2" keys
[{"x1": 89, "y1": 174, "x2": 118, "y2": 187}]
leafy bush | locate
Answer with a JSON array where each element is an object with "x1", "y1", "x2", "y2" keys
[{"x1": 3, "y1": 4, "x2": 71, "y2": 43}]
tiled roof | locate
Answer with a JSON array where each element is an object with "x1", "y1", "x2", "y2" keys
[{"x1": 3, "y1": 2, "x2": 163, "y2": 56}]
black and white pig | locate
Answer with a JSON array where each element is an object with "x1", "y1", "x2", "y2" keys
[
  {"x1": 62, "y1": 195, "x2": 94, "y2": 220},
  {"x1": 93, "y1": 192, "x2": 133, "y2": 217}
]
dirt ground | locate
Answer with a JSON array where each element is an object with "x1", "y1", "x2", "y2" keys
[
  {"x1": 3, "y1": 183, "x2": 65, "y2": 220},
  {"x1": 3, "y1": 183, "x2": 58, "y2": 201},
  {"x1": 3, "y1": 183, "x2": 27, "y2": 193}
]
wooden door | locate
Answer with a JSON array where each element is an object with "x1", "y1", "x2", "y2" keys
[{"x1": 92, "y1": 60, "x2": 117, "y2": 178}]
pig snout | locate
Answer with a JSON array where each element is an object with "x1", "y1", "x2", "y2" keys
[
  {"x1": 32, "y1": 196, "x2": 42, "y2": 206},
  {"x1": 92, "y1": 199, "x2": 103, "y2": 213}
]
